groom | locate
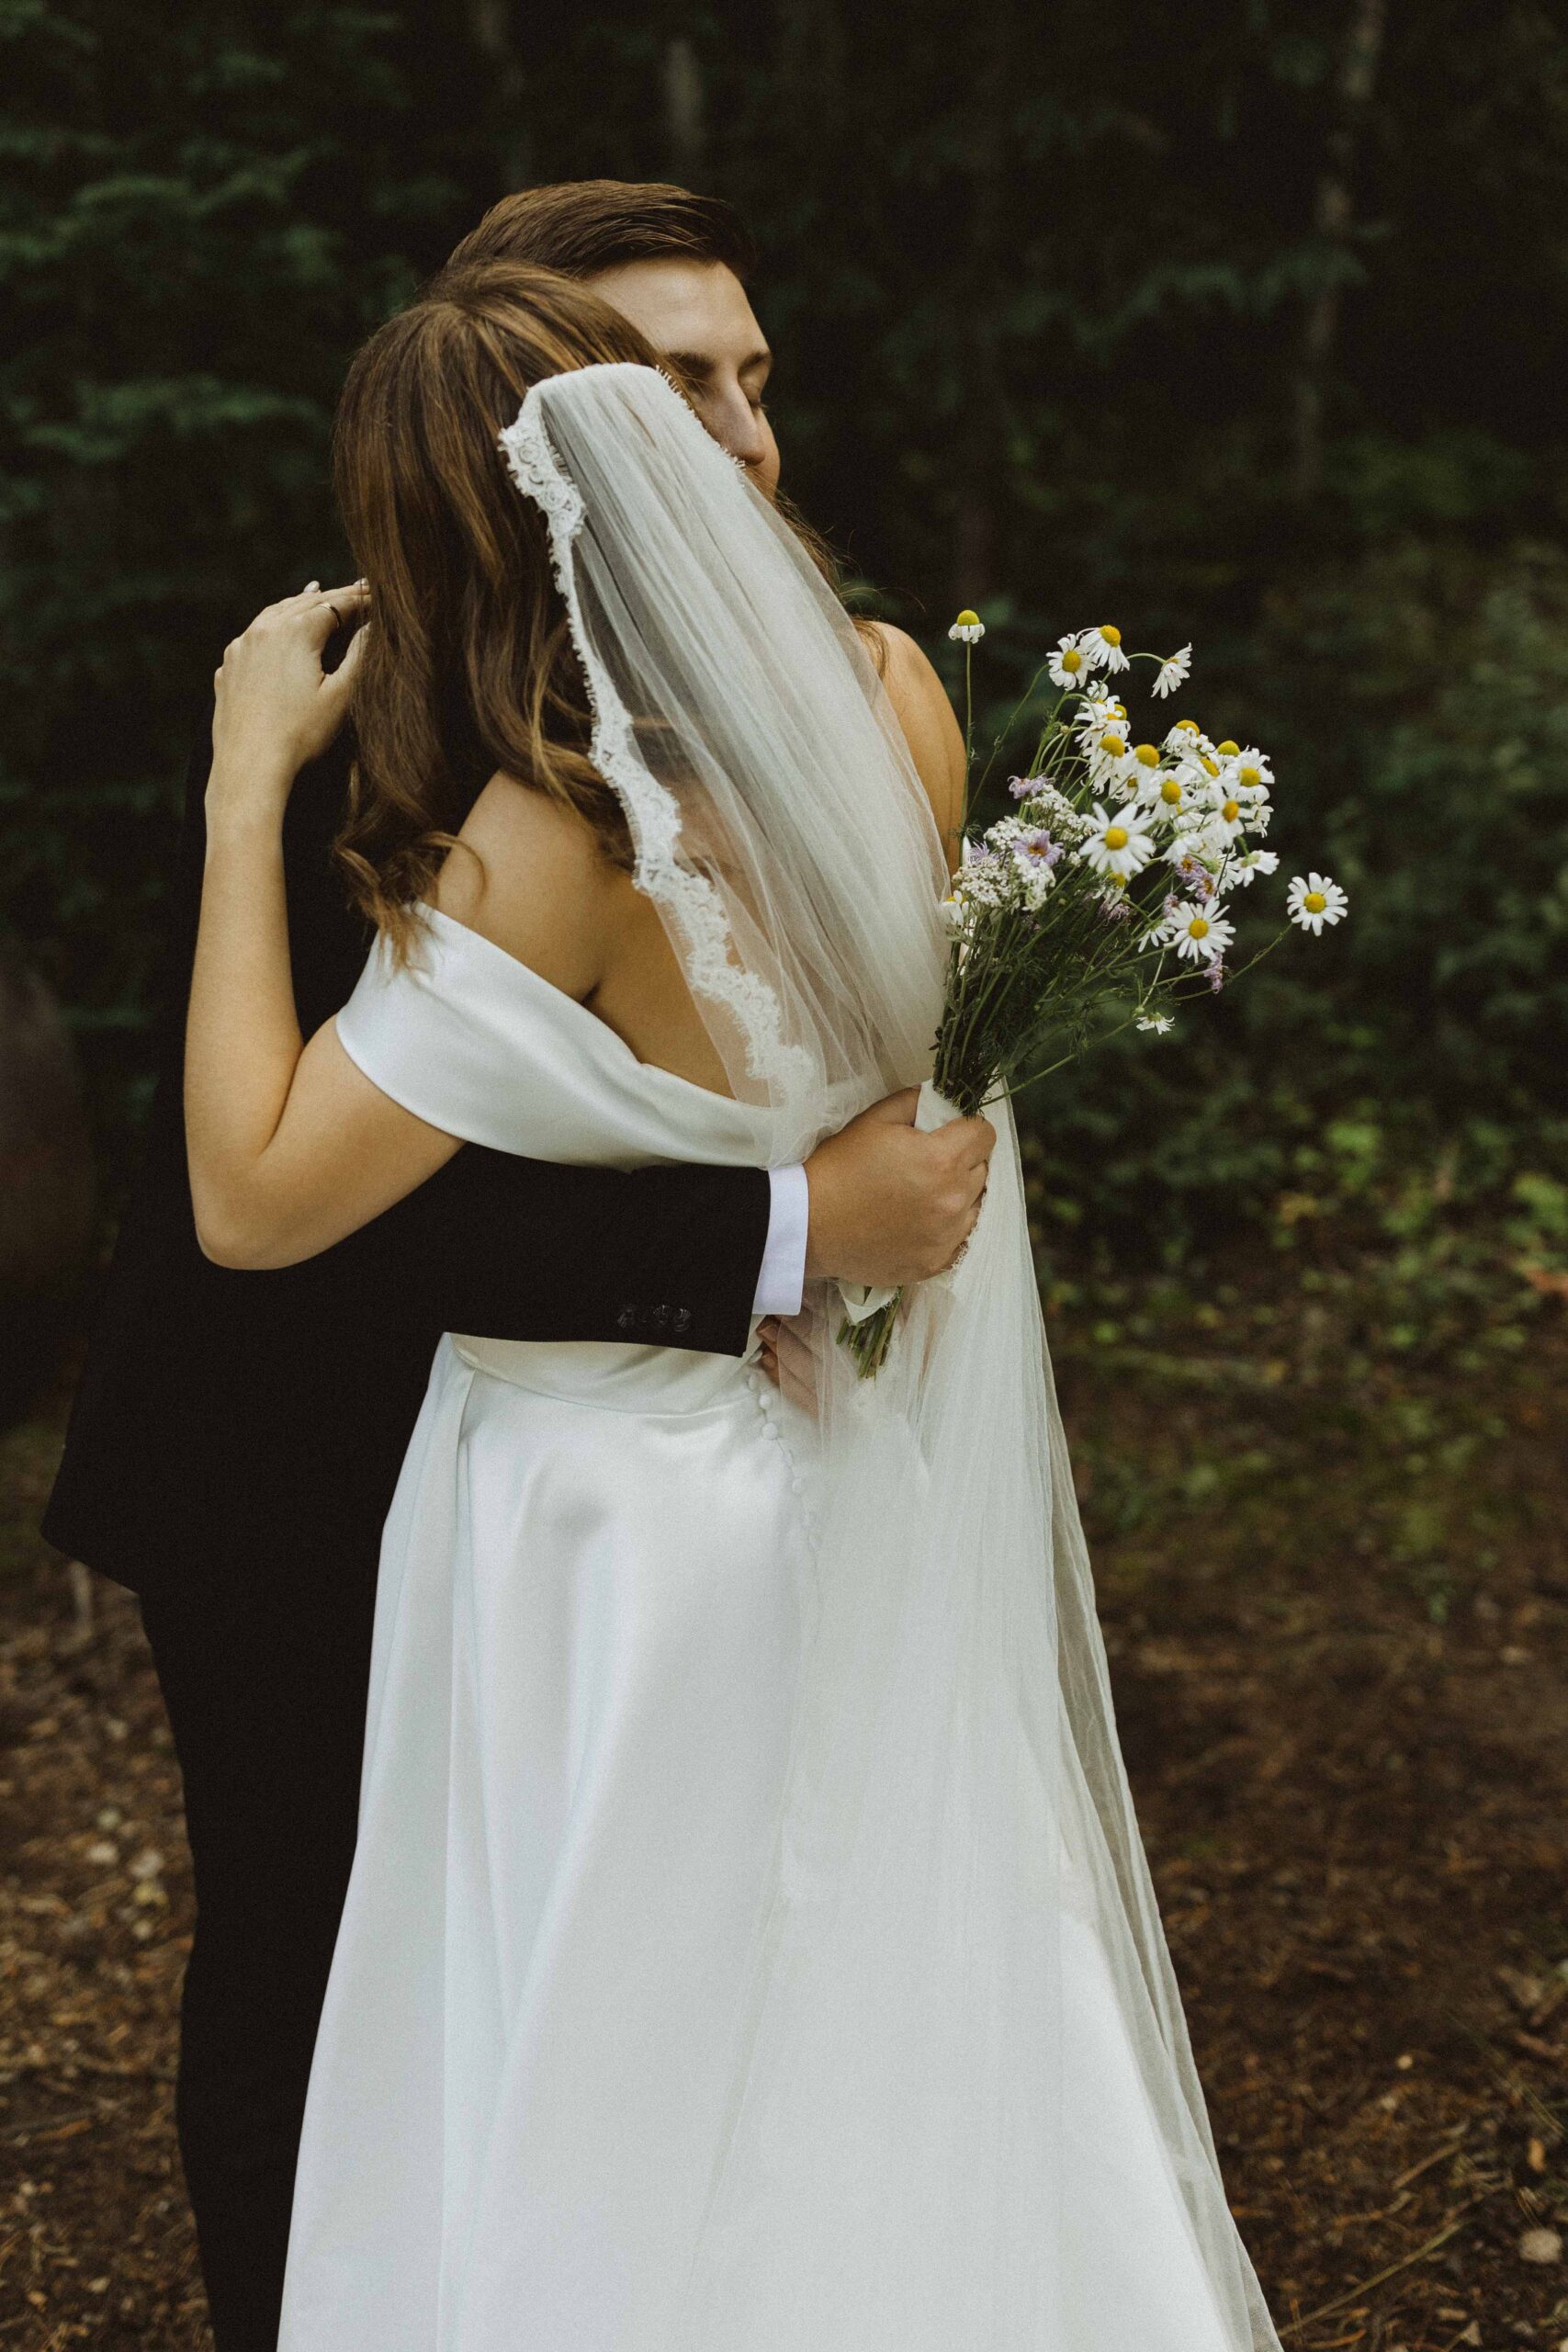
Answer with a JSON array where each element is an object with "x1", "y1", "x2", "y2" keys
[{"x1": 44, "y1": 180, "x2": 993, "y2": 2352}]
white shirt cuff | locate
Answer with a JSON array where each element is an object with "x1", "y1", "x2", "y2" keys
[{"x1": 752, "y1": 1162, "x2": 808, "y2": 1318}]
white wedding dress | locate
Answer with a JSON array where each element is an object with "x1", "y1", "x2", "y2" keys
[{"x1": 277, "y1": 364, "x2": 1280, "y2": 2352}]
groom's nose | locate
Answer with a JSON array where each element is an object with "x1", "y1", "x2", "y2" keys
[{"x1": 699, "y1": 381, "x2": 781, "y2": 497}]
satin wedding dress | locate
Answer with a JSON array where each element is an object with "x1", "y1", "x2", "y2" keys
[{"x1": 277, "y1": 363, "x2": 1280, "y2": 2352}]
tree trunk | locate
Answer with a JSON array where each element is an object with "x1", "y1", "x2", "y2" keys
[
  {"x1": 952, "y1": 2, "x2": 1012, "y2": 609},
  {"x1": 468, "y1": 0, "x2": 530, "y2": 195},
  {"x1": 0, "y1": 940, "x2": 93, "y2": 1427},
  {"x1": 663, "y1": 37, "x2": 705, "y2": 179},
  {"x1": 1292, "y1": 0, "x2": 1389, "y2": 499}
]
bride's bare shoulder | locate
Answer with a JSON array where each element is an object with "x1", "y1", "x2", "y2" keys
[
  {"x1": 861, "y1": 621, "x2": 965, "y2": 872},
  {"x1": 432, "y1": 771, "x2": 614, "y2": 1001}
]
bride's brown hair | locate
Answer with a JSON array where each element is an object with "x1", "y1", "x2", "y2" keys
[{"x1": 331, "y1": 264, "x2": 656, "y2": 948}]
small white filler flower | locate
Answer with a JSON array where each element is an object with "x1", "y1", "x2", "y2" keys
[
  {"x1": 948, "y1": 608, "x2": 986, "y2": 644},
  {"x1": 1150, "y1": 645, "x2": 1193, "y2": 699},
  {"x1": 1286, "y1": 872, "x2": 1348, "y2": 933}
]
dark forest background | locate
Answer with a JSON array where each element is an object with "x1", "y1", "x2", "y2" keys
[
  {"x1": 4, "y1": 0, "x2": 1567, "y2": 1321},
  {"x1": 5, "y1": 18, "x2": 1568, "y2": 2335}
]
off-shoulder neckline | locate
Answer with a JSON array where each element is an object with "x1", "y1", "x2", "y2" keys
[{"x1": 415, "y1": 905, "x2": 742, "y2": 1110}]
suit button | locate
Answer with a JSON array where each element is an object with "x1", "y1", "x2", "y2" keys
[
  {"x1": 650, "y1": 1303, "x2": 671, "y2": 1331},
  {"x1": 616, "y1": 1306, "x2": 637, "y2": 1333},
  {"x1": 671, "y1": 1306, "x2": 692, "y2": 1335}
]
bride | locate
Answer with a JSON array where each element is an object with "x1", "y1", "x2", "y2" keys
[{"x1": 184, "y1": 260, "x2": 1281, "y2": 2352}]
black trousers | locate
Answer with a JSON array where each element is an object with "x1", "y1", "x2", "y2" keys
[{"x1": 139, "y1": 1538, "x2": 379, "y2": 2352}]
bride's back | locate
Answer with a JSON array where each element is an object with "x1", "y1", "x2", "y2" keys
[{"x1": 331, "y1": 263, "x2": 964, "y2": 1099}]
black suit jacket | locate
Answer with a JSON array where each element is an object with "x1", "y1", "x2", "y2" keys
[{"x1": 43, "y1": 734, "x2": 770, "y2": 1597}]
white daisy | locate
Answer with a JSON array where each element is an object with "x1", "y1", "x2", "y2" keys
[
  {"x1": 1229, "y1": 747, "x2": 1273, "y2": 797},
  {"x1": 1080, "y1": 805, "x2": 1155, "y2": 877},
  {"x1": 1151, "y1": 645, "x2": 1192, "y2": 699},
  {"x1": 1286, "y1": 872, "x2": 1348, "y2": 933},
  {"x1": 1082, "y1": 623, "x2": 1130, "y2": 674},
  {"x1": 1141, "y1": 766, "x2": 1193, "y2": 820},
  {"x1": 1087, "y1": 732, "x2": 1138, "y2": 796},
  {"x1": 1165, "y1": 899, "x2": 1236, "y2": 963},
  {"x1": 948, "y1": 609, "x2": 986, "y2": 644},
  {"x1": 1162, "y1": 718, "x2": 1208, "y2": 757},
  {"x1": 1047, "y1": 634, "x2": 1089, "y2": 689},
  {"x1": 1203, "y1": 786, "x2": 1249, "y2": 843},
  {"x1": 1136, "y1": 1012, "x2": 1175, "y2": 1034},
  {"x1": 1074, "y1": 692, "x2": 1126, "y2": 744},
  {"x1": 1226, "y1": 847, "x2": 1280, "y2": 887}
]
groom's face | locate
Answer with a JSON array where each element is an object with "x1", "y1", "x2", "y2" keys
[{"x1": 584, "y1": 258, "x2": 781, "y2": 500}]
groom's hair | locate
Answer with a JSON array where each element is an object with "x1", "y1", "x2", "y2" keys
[{"x1": 439, "y1": 180, "x2": 756, "y2": 288}]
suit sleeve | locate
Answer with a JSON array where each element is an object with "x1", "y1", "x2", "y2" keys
[
  {"x1": 345, "y1": 1134, "x2": 771, "y2": 1362},
  {"x1": 170, "y1": 731, "x2": 773, "y2": 1360}
]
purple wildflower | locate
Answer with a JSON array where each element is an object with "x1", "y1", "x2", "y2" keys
[
  {"x1": 1016, "y1": 829, "x2": 1062, "y2": 868},
  {"x1": 1009, "y1": 775, "x2": 1046, "y2": 801},
  {"x1": 1206, "y1": 956, "x2": 1225, "y2": 994}
]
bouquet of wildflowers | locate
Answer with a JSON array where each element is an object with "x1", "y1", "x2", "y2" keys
[{"x1": 840, "y1": 613, "x2": 1348, "y2": 1375}]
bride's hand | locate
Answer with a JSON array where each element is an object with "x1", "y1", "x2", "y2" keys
[
  {"x1": 209, "y1": 582, "x2": 370, "y2": 823},
  {"x1": 756, "y1": 1309, "x2": 822, "y2": 1415}
]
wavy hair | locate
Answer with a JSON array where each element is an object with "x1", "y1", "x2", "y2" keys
[{"x1": 331, "y1": 264, "x2": 658, "y2": 949}]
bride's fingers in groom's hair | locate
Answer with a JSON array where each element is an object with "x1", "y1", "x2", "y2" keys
[{"x1": 300, "y1": 582, "x2": 371, "y2": 643}]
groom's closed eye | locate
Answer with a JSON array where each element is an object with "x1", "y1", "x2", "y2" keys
[{"x1": 664, "y1": 351, "x2": 772, "y2": 406}]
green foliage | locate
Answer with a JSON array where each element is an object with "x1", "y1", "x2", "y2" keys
[
  {"x1": 0, "y1": 0, "x2": 473, "y2": 1148},
  {"x1": 1, "y1": 0, "x2": 1565, "y2": 1250}
]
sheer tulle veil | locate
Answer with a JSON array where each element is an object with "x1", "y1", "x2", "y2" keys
[{"x1": 499, "y1": 363, "x2": 1280, "y2": 2352}]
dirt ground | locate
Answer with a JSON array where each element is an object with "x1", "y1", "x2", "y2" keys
[{"x1": 3, "y1": 1312, "x2": 1566, "y2": 2351}]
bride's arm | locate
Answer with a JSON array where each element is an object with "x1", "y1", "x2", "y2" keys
[
  {"x1": 187, "y1": 588, "x2": 622, "y2": 1272},
  {"x1": 864, "y1": 623, "x2": 967, "y2": 878},
  {"x1": 186, "y1": 587, "x2": 466, "y2": 1269}
]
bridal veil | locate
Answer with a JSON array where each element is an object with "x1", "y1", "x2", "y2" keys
[{"x1": 496, "y1": 362, "x2": 1280, "y2": 2352}]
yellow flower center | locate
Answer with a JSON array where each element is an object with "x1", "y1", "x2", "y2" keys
[
  {"x1": 1216, "y1": 739, "x2": 1240, "y2": 756},
  {"x1": 1200, "y1": 755, "x2": 1219, "y2": 776},
  {"x1": 1303, "y1": 890, "x2": 1326, "y2": 914},
  {"x1": 1222, "y1": 799, "x2": 1240, "y2": 822},
  {"x1": 1103, "y1": 825, "x2": 1129, "y2": 851},
  {"x1": 1238, "y1": 764, "x2": 1261, "y2": 788},
  {"x1": 954, "y1": 609, "x2": 979, "y2": 628},
  {"x1": 1175, "y1": 718, "x2": 1201, "y2": 733},
  {"x1": 1189, "y1": 916, "x2": 1210, "y2": 940},
  {"x1": 1134, "y1": 743, "x2": 1159, "y2": 767},
  {"x1": 1160, "y1": 777, "x2": 1182, "y2": 804},
  {"x1": 1100, "y1": 732, "x2": 1125, "y2": 755},
  {"x1": 1062, "y1": 648, "x2": 1082, "y2": 673},
  {"x1": 1099, "y1": 624, "x2": 1122, "y2": 646}
]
